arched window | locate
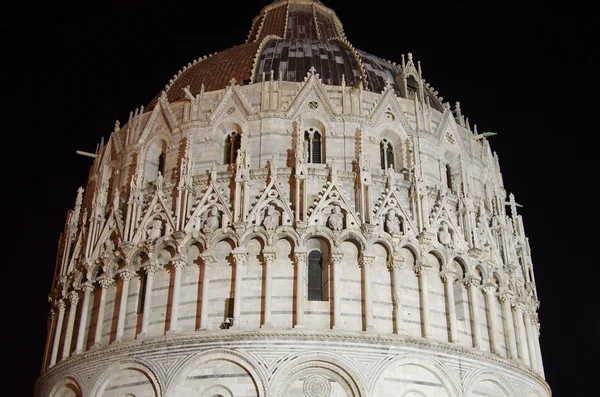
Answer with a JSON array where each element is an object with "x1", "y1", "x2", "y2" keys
[
  {"x1": 137, "y1": 269, "x2": 146, "y2": 314},
  {"x1": 380, "y1": 138, "x2": 394, "y2": 170},
  {"x1": 445, "y1": 164, "x2": 454, "y2": 191},
  {"x1": 224, "y1": 131, "x2": 241, "y2": 164},
  {"x1": 158, "y1": 151, "x2": 166, "y2": 175},
  {"x1": 304, "y1": 128, "x2": 322, "y2": 164},
  {"x1": 307, "y1": 250, "x2": 324, "y2": 301}
]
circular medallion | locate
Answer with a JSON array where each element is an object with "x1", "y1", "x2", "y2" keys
[{"x1": 303, "y1": 374, "x2": 331, "y2": 397}]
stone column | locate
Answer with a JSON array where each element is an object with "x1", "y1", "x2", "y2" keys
[
  {"x1": 198, "y1": 253, "x2": 215, "y2": 331},
  {"x1": 482, "y1": 283, "x2": 501, "y2": 354},
  {"x1": 49, "y1": 299, "x2": 66, "y2": 367},
  {"x1": 75, "y1": 282, "x2": 94, "y2": 354},
  {"x1": 389, "y1": 256, "x2": 405, "y2": 334},
  {"x1": 168, "y1": 258, "x2": 186, "y2": 333},
  {"x1": 93, "y1": 276, "x2": 114, "y2": 348},
  {"x1": 417, "y1": 264, "x2": 433, "y2": 338},
  {"x1": 534, "y1": 321, "x2": 545, "y2": 377},
  {"x1": 360, "y1": 254, "x2": 375, "y2": 332},
  {"x1": 524, "y1": 310, "x2": 539, "y2": 371},
  {"x1": 331, "y1": 252, "x2": 344, "y2": 329},
  {"x1": 441, "y1": 270, "x2": 459, "y2": 343},
  {"x1": 262, "y1": 248, "x2": 276, "y2": 328},
  {"x1": 513, "y1": 302, "x2": 531, "y2": 366},
  {"x1": 294, "y1": 249, "x2": 307, "y2": 328},
  {"x1": 465, "y1": 276, "x2": 482, "y2": 349},
  {"x1": 498, "y1": 292, "x2": 518, "y2": 360},
  {"x1": 231, "y1": 248, "x2": 247, "y2": 329},
  {"x1": 115, "y1": 271, "x2": 135, "y2": 342},
  {"x1": 138, "y1": 265, "x2": 159, "y2": 338},
  {"x1": 61, "y1": 291, "x2": 80, "y2": 360}
]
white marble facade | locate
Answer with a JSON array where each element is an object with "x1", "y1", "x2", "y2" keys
[{"x1": 36, "y1": 1, "x2": 550, "y2": 396}]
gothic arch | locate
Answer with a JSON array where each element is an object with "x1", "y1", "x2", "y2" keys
[
  {"x1": 89, "y1": 358, "x2": 163, "y2": 397},
  {"x1": 269, "y1": 352, "x2": 367, "y2": 397},
  {"x1": 377, "y1": 125, "x2": 409, "y2": 170},
  {"x1": 166, "y1": 349, "x2": 266, "y2": 397},
  {"x1": 143, "y1": 136, "x2": 169, "y2": 185}
]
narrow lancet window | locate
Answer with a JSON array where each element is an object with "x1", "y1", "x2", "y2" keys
[{"x1": 308, "y1": 250, "x2": 324, "y2": 301}]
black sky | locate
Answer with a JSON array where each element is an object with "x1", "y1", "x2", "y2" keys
[{"x1": 7, "y1": 0, "x2": 597, "y2": 395}]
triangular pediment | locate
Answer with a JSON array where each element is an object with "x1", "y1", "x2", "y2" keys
[
  {"x1": 131, "y1": 190, "x2": 177, "y2": 243},
  {"x1": 307, "y1": 178, "x2": 361, "y2": 230},
  {"x1": 137, "y1": 99, "x2": 175, "y2": 146},
  {"x1": 285, "y1": 72, "x2": 338, "y2": 118},
  {"x1": 367, "y1": 86, "x2": 412, "y2": 133},
  {"x1": 184, "y1": 182, "x2": 233, "y2": 233},
  {"x1": 91, "y1": 209, "x2": 125, "y2": 258},
  {"x1": 373, "y1": 187, "x2": 417, "y2": 236},
  {"x1": 209, "y1": 83, "x2": 256, "y2": 123},
  {"x1": 247, "y1": 177, "x2": 294, "y2": 229},
  {"x1": 66, "y1": 229, "x2": 85, "y2": 274},
  {"x1": 429, "y1": 196, "x2": 470, "y2": 254}
]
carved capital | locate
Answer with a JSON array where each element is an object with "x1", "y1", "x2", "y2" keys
[
  {"x1": 200, "y1": 252, "x2": 217, "y2": 267},
  {"x1": 330, "y1": 252, "x2": 344, "y2": 265},
  {"x1": 388, "y1": 255, "x2": 405, "y2": 271},
  {"x1": 359, "y1": 255, "x2": 375, "y2": 269},
  {"x1": 233, "y1": 253, "x2": 248, "y2": 266},
  {"x1": 263, "y1": 248, "x2": 277, "y2": 266},
  {"x1": 67, "y1": 290, "x2": 80, "y2": 305},
  {"x1": 294, "y1": 251, "x2": 308, "y2": 267},
  {"x1": 77, "y1": 281, "x2": 94, "y2": 294},
  {"x1": 497, "y1": 292, "x2": 513, "y2": 304},
  {"x1": 482, "y1": 284, "x2": 497, "y2": 295},
  {"x1": 441, "y1": 269, "x2": 458, "y2": 284},
  {"x1": 56, "y1": 299, "x2": 66, "y2": 311},
  {"x1": 172, "y1": 258, "x2": 187, "y2": 271},
  {"x1": 463, "y1": 275, "x2": 481, "y2": 289},
  {"x1": 98, "y1": 276, "x2": 115, "y2": 289},
  {"x1": 142, "y1": 264, "x2": 160, "y2": 276},
  {"x1": 118, "y1": 270, "x2": 136, "y2": 281}
]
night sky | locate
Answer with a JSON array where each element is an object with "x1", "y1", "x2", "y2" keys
[{"x1": 7, "y1": 0, "x2": 596, "y2": 395}]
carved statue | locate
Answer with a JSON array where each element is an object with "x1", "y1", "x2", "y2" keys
[
  {"x1": 386, "y1": 165, "x2": 395, "y2": 188},
  {"x1": 103, "y1": 238, "x2": 115, "y2": 254},
  {"x1": 437, "y1": 221, "x2": 454, "y2": 249},
  {"x1": 156, "y1": 171, "x2": 164, "y2": 190},
  {"x1": 147, "y1": 218, "x2": 163, "y2": 241},
  {"x1": 327, "y1": 206, "x2": 343, "y2": 232},
  {"x1": 385, "y1": 211, "x2": 401, "y2": 234},
  {"x1": 262, "y1": 204, "x2": 279, "y2": 231},
  {"x1": 203, "y1": 207, "x2": 220, "y2": 232}
]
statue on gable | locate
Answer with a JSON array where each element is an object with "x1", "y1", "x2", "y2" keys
[
  {"x1": 437, "y1": 221, "x2": 454, "y2": 250},
  {"x1": 386, "y1": 165, "x2": 395, "y2": 189},
  {"x1": 203, "y1": 207, "x2": 220, "y2": 233},
  {"x1": 385, "y1": 211, "x2": 402, "y2": 234},
  {"x1": 103, "y1": 237, "x2": 115, "y2": 254},
  {"x1": 147, "y1": 218, "x2": 163, "y2": 241},
  {"x1": 156, "y1": 171, "x2": 164, "y2": 190},
  {"x1": 262, "y1": 204, "x2": 279, "y2": 231},
  {"x1": 327, "y1": 205, "x2": 344, "y2": 232}
]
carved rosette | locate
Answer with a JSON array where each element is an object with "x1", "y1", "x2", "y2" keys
[{"x1": 303, "y1": 374, "x2": 331, "y2": 397}]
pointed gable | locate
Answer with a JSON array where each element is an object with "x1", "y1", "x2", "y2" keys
[
  {"x1": 209, "y1": 80, "x2": 256, "y2": 122},
  {"x1": 285, "y1": 69, "x2": 338, "y2": 118}
]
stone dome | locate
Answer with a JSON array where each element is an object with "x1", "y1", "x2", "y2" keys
[{"x1": 148, "y1": 0, "x2": 443, "y2": 111}]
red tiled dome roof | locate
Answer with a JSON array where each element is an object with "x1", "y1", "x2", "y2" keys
[{"x1": 148, "y1": 0, "x2": 404, "y2": 109}]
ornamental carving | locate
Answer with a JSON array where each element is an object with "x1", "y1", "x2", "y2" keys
[{"x1": 303, "y1": 374, "x2": 331, "y2": 397}]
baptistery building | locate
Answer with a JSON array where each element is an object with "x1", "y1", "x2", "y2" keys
[{"x1": 36, "y1": 1, "x2": 550, "y2": 396}]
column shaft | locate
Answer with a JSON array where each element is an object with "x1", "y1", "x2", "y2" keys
[
  {"x1": 361, "y1": 256, "x2": 375, "y2": 331},
  {"x1": 443, "y1": 274, "x2": 458, "y2": 343},
  {"x1": 139, "y1": 268, "x2": 156, "y2": 337},
  {"x1": 262, "y1": 250, "x2": 276, "y2": 328},
  {"x1": 466, "y1": 280, "x2": 482, "y2": 349},
  {"x1": 500, "y1": 295, "x2": 518, "y2": 360},
  {"x1": 331, "y1": 253, "x2": 343, "y2": 329},
  {"x1": 61, "y1": 292, "x2": 79, "y2": 359},
  {"x1": 199, "y1": 259, "x2": 211, "y2": 330},
  {"x1": 169, "y1": 262, "x2": 185, "y2": 332},
  {"x1": 391, "y1": 263, "x2": 405, "y2": 334},
  {"x1": 514, "y1": 305, "x2": 531, "y2": 366},
  {"x1": 49, "y1": 300, "x2": 66, "y2": 367},
  {"x1": 231, "y1": 250, "x2": 247, "y2": 328},
  {"x1": 93, "y1": 279, "x2": 112, "y2": 347},
  {"x1": 115, "y1": 273, "x2": 133, "y2": 341},
  {"x1": 294, "y1": 251, "x2": 306, "y2": 328},
  {"x1": 418, "y1": 267, "x2": 432, "y2": 338},
  {"x1": 75, "y1": 284, "x2": 92, "y2": 353},
  {"x1": 483, "y1": 287, "x2": 501, "y2": 354},
  {"x1": 524, "y1": 311, "x2": 539, "y2": 371}
]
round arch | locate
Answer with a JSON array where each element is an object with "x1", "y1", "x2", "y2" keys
[
  {"x1": 166, "y1": 349, "x2": 266, "y2": 397},
  {"x1": 463, "y1": 369, "x2": 517, "y2": 397},
  {"x1": 269, "y1": 352, "x2": 368, "y2": 397},
  {"x1": 89, "y1": 358, "x2": 163, "y2": 397},
  {"x1": 48, "y1": 376, "x2": 82, "y2": 397}
]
